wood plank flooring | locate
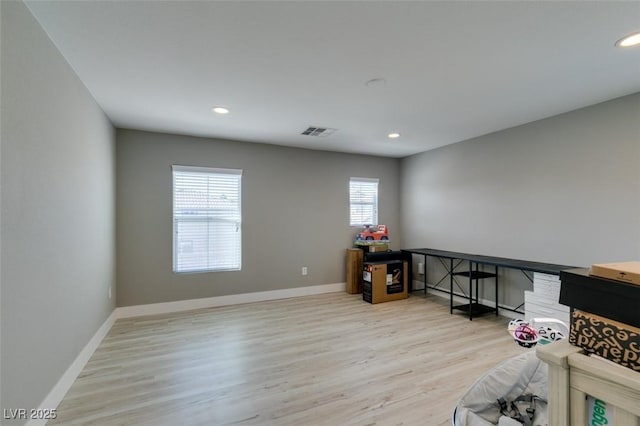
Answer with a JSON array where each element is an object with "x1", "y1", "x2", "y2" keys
[{"x1": 49, "y1": 292, "x2": 525, "y2": 426}]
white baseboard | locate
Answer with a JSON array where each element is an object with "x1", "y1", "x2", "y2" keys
[
  {"x1": 117, "y1": 282, "x2": 346, "y2": 318},
  {"x1": 26, "y1": 309, "x2": 118, "y2": 426},
  {"x1": 412, "y1": 279, "x2": 522, "y2": 320}
]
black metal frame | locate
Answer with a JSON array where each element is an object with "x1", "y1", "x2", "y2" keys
[
  {"x1": 449, "y1": 261, "x2": 498, "y2": 320},
  {"x1": 401, "y1": 248, "x2": 576, "y2": 321}
]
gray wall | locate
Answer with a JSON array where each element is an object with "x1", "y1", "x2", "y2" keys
[
  {"x1": 1, "y1": 1, "x2": 116, "y2": 422},
  {"x1": 400, "y1": 93, "x2": 640, "y2": 308},
  {"x1": 116, "y1": 129, "x2": 401, "y2": 306}
]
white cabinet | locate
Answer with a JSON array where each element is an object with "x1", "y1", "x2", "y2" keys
[{"x1": 524, "y1": 273, "x2": 569, "y2": 324}]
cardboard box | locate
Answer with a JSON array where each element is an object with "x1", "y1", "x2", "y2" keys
[
  {"x1": 559, "y1": 268, "x2": 640, "y2": 328},
  {"x1": 354, "y1": 242, "x2": 390, "y2": 253},
  {"x1": 346, "y1": 248, "x2": 363, "y2": 294},
  {"x1": 590, "y1": 261, "x2": 640, "y2": 286},
  {"x1": 366, "y1": 244, "x2": 389, "y2": 253},
  {"x1": 362, "y1": 260, "x2": 408, "y2": 304},
  {"x1": 569, "y1": 310, "x2": 640, "y2": 372}
]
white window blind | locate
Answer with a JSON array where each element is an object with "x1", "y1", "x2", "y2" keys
[
  {"x1": 173, "y1": 165, "x2": 242, "y2": 273},
  {"x1": 349, "y1": 177, "x2": 379, "y2": 226}
]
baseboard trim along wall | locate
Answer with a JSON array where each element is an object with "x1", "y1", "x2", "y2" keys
[
  {"x1": 27, "y1": 282, "x2": 346, "y2": 422},
  {"x1": 116, "y1": 282, "x2": 346, "y2": 318},
  {"x1": 26, "y1": 309, "x2": 119, "y2": 426}
]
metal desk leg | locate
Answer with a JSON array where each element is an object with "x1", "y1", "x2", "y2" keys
[
  {"x1": 474, "y1": 262, "x2": 479, "y2": 306},
  {"x1": 449, "y1": 258, "x2": 454, "y2": 314},
  {"x1": 469, "y1": 260, "x2": 473, "y2": 321},
  {"x1": 423, "y1": 254, "x2": 427, "y2": 295},
  {"x1": 495, "y1": 265, "x2": 499, "y2": 316}
]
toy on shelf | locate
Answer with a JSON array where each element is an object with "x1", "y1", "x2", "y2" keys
[{"x1": 355, "y1": 224, "x2": 389, "y2": 243}]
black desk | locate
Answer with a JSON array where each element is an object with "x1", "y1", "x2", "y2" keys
[{"x1": 401, "y1": 248, "x2": 576, "y2": 320}]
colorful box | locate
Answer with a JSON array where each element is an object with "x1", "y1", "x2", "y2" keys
[{"x1": 569, "y1": 310, "x2": 640, "y2": 372}]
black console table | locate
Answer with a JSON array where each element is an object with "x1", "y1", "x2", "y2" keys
[{"x1": 401, "y1": 248, "x2": 576, "y2": 320}]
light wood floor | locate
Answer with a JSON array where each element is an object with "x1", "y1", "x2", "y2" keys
[{"x1": 49, "y1": 292, "x2": 525, "y2": 426}]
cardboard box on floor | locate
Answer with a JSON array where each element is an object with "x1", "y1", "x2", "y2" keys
[{"x1": 362, "y1": 260, "x2": 408, "y2": 304}]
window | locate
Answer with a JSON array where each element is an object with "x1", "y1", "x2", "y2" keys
[
  {"x1": 172, "y1": 165, "x2": 242, "y2": 273},
  {"x1": 349, "y1": 177, "x2": 378, "y2": 226}
]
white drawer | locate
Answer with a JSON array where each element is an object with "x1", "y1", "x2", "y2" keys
[
  {"x1": 533, "y1": 272, "x2": 561, "y2": 283},
  {"x1": 525, "y1": 290, "x2": 563, "y2": 307},
  {"x1": 525, "y1": 306, "x2": 570, "y2": 325},
  {"x1": 533, "y1": 281, "x2": 560, "y2": 293},
  {"x1": 524, "y1": 296, "x2": 571, "y2": 315},
  {"x1": 525, "y1": 297, "x2": 569, "y2": 321},
  {"x1": 525, "y1": 302, "x2": 568, "y2": 317},
  {"x1": 533, "y1": 286, "x2": 560, "y2": 301},
  {"x1": 525, "y1": 294, "x2": 569, "y2": 313},
  {"x1": 533, "y1": 280, "x2": 560, "y2": 293},
  {"x1": 524, "y1": 291, "x2": 571, "y2": 314}
]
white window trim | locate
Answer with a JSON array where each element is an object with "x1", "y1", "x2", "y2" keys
[{"x1": 172, "y1": 165, "x2": 242, "y2": 176}]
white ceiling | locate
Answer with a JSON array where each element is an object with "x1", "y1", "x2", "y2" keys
[{"x1": 25, "y1": 1, "x2": 640, "y2": 158}]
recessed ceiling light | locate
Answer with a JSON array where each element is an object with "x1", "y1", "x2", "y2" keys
[
  {"x1": 212, "y1": 106, "x2": 230, "y2": 114},
  {"x1": 388, "y1": 132, "x2": 400, "y2": 139},
  {"x1": 615, "y1": 31, "x2": 640, "y2": 47}
]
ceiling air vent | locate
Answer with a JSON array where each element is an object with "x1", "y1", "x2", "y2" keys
[{"x1": 301, "y1": 126, "x2": 337, "y2": 137}]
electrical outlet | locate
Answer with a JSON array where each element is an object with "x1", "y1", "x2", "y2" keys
[
  {"x1": 108, "y1": 286, "x2": 112, "y2": 299},
  {"x1": 418, "y1": 262, "x2": 425, "y2": 275},
  {"x1": 302, "y1": 266, "x2": 308, "y2": 276}
]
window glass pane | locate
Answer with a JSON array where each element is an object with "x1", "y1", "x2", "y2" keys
[
  {"x1": 173, "y1": 166, "x2": 242, "y2": 273},
  {"x1": 349, "y1": 178, "x2": 378, "y2": 226}
]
